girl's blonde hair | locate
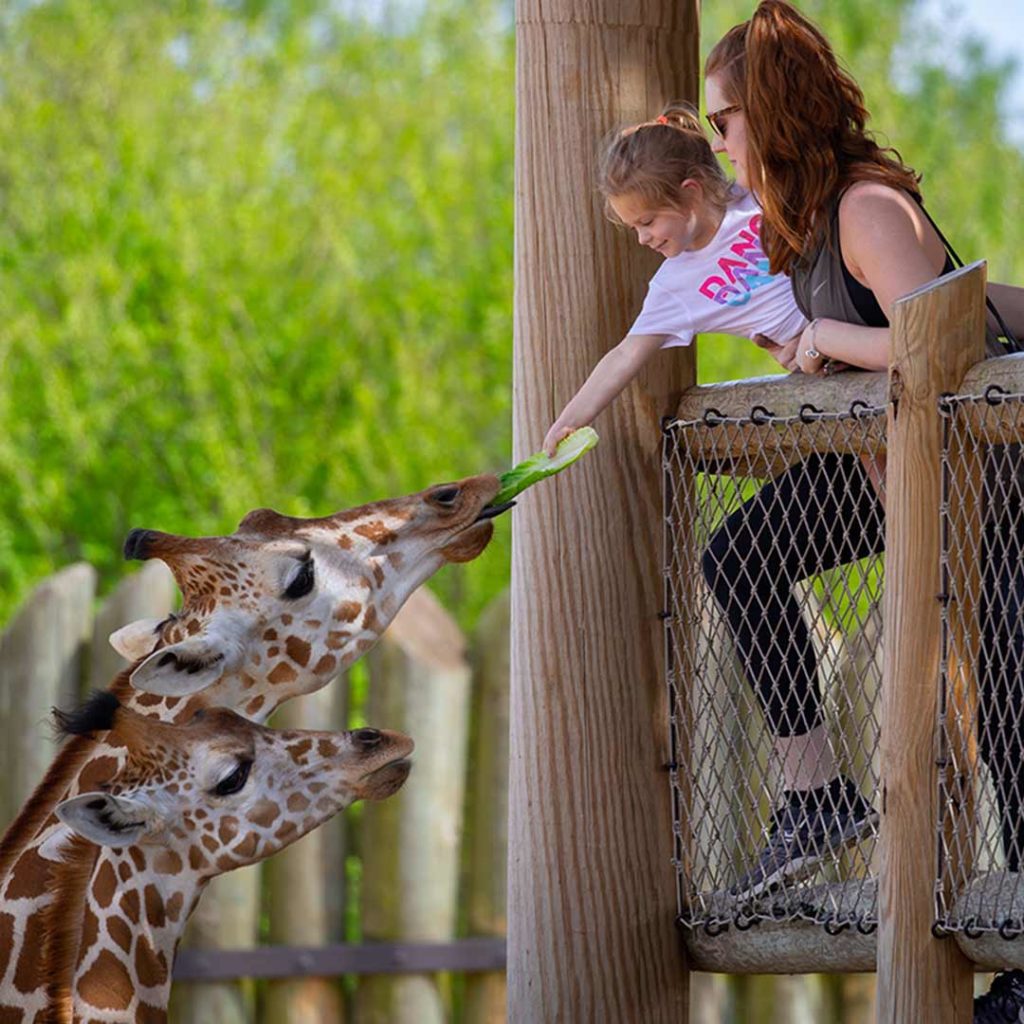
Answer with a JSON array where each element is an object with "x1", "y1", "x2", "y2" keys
[
  {"x1": 705, "y1": 1, "x2": 920, "y2": 275},
  {"x1": 598, "y1": 102, "x2": 732, "y2": 221}
]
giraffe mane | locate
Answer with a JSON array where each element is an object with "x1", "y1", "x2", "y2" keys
[
  {"x1": 0, "y1": 672, "x2": 133, "y2": 882},
  {"x1": 52, "y1": 690, "x2": 122, "y2": 739},
  {"x1": 39, "y1": 833, "x2": 100, "y2": 1024}
]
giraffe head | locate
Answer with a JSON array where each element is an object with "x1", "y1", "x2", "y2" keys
[
  {"x1": 54, "y1": 692, "x2": 413, "y2": 876},
  {"x1": 111, "y1": 474, "x2": 508, "y2": 718}
]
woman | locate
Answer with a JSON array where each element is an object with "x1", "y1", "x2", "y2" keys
[{"x1": 701, "y1": 1, "x2": 1024, "y2": 963}]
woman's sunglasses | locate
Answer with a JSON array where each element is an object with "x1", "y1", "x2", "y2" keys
[{"x1": 706, "y1": 104, "x2": 742, "y2": 139}]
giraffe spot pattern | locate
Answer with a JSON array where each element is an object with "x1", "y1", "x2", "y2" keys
[
  {"x1": 268, "y1": 662, "x2": 297, "y2": 685},
  {"x1": 334, "y1": 602, "x2": 361, "y2": 623},
  {"x1": 13, "y1": 910, "x2": 44, "y2": 992},
  {"x1": 234, "y1": 832, "x2": 259, "y2": 860},
  {"x1": 135, "y1": 933, "x2": 168, "y2": 988},
  {"x1": 144, "y1": 885, "x2": 166, "y2": 929},
  {"x1": 285, "y1": 636, "x2": 311, "y2": 667},
  {"x1": 287, "y1": 793, "x2": 310, "y2": 812},
  {"x1": 120, "y1": 889, "x2": 141, "y2": 924},
  {"x1": 166, "y1": 892, "x2": 185, "y2": 922},
  {"x1": 108, "y1": 914, "x2": 133, "y2": 954},
  {"x1": 313, "y1": 655, "x2": 337, "y2": 676},
  {"x1": 0, "y1": 912, "x2": 12, "y2": 979},
  {"x1": 4, "y1": 848, "x2": 50, "y2": 900},
  {"x1": 355, "y1": 521, "x2": 398, "y2": 545},
  {"x1": 92, "y1": 859, "x2": 118, "y2": 909},
  {"x1": 78, "y1": 949, "x2": 134, "y2": 1010},
  {"x1": 246, "y1": 800, "x2": 278, "y2": 828},
  {"x1": 274, "y1": 820, "x2": 298, "y2": 842},
  {"x1": 154, "y1": 850, "x2": 182, "y2": 875}
]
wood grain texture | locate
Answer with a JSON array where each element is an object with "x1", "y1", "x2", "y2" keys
[
  {"x1": 509, "y1": 4, "x2": 697, "y2": 1020},
  {"x1": 877, "y1": 262, "x2": 987, "y2": 1023}
]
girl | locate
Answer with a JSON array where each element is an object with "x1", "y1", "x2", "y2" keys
[
  {"x1": 542, "y1": 104, "x2": 807, "y2": 457},
  {"x1": 703, "y1": 3, "x2": 1024, "y2": 964}
]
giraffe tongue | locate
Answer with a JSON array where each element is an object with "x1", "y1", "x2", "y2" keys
[{"x1": 475, "y1": 500, "x2": 515, "y2": 522}]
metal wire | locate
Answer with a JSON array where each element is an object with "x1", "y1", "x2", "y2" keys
[
  {"x1": 663, "y1": 402, "x2": 887, "y2": 933},
  {"x1": 937, "y1": 389, "x2": 1024, "y2": 934}
]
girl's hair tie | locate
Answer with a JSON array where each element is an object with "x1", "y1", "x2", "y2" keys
[{"x1": 655, "y1": 114, "x2": 669, "y2": 125}]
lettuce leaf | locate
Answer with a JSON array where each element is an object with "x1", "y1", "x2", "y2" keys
[{"x1": 494, "y1": 427, "x2": 599, "y2": 505}]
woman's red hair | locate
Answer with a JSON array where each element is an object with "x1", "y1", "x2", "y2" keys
[{"x1": 706, "y1": 0, "x2": 921, "y2": 275}]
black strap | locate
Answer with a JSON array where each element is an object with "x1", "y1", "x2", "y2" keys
[{"x1": 917, "y1": 202, "x2": 1022, "y2": 354}]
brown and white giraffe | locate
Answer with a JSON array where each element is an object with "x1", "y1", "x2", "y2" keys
[
  {"x1": 0, "y1": 691, "x2": 413, "y2": 1022},
  {"x1": 0, "y1": 474, "x2": 508, "y2": 1016}
]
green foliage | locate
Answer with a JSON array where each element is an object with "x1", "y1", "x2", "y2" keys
[
  {"x1": 0, "y1": 0, "x2": 513, "y2": 626},
  {"x1": 2, "y1": 0, "x2": 1023, "y2": 628}
]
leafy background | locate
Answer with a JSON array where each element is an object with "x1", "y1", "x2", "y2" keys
[{"x1": 1, "y1": 0, "x2": 1022, "y2": 629}]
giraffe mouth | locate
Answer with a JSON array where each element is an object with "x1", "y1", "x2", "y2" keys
[
  {"x1": 361, "y1": 757, "x2": 413, "y2": 800},
  {"x1": 474, "y1": 500, "x2": 515, "y2": 522}
]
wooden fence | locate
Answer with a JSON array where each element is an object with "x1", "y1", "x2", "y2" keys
[
  {"x1": 0, "y1": 556, "x2": 885, "y2": 1022},
  {"x1": 0, "y1": 563, "x2": 508, "y2": 1024}
]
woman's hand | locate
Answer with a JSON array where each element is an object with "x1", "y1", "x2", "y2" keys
[
  {"x1": 795, "y1": 320, "x2": 828, "y2": 376},
  {"x1": 752, "y1": 333, "x2": 802, "y2": 372}
]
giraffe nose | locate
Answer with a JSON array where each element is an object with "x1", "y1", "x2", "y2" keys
[{"x1": 352, "y1": 728, "x2": 382, "y2": 750}]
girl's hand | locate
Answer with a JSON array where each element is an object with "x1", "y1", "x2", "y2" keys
[
  {"x1": 753, "y1": 333, "x2": 802, "y2": 372},
  {"x1": 543, "y1": 424, "x2": 575, "y2": 457}
]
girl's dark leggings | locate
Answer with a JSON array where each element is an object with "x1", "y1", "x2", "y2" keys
[{"x1": 702, "y1": 452, "x2": 1024, "y2": 870}]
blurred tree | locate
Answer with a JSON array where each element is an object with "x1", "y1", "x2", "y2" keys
[
  {"x1": 0, "y1": 0, "x2": 1022, "y2": 627},
  {"x1": 0, "y1": 0, "x2": 512, "y2": 625}
]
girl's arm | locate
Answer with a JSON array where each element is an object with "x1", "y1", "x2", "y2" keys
[
  {"x1": 795, "y1": 182, "x2": 949, "y2": 375},
  {"x1": 543, "y1": 333, "x2": 669, "y2": 455}
]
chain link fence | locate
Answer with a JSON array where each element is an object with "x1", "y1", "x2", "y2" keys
[
  {"x1": 938, "y1": 386, "x2": 1024, "y2": 940},
  {"x1": 663, "y1": 400, "x2": 887, "y2": 938}
]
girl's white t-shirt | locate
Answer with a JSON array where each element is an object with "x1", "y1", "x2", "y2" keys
[{"x1": 628, "y1": 190, "x2": 807, "y2": 348}]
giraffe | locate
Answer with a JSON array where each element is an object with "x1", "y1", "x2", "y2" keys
[
  {"x1": 0, "y1": 473, "x2": 509, "y2": 1007},
  {"x1": 0, "y1": 690, "x2": 414, "y2": 1022}
]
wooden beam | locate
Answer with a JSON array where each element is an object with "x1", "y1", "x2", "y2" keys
[
  {"x1": 876, "y1": 262, "x2": 987, "y2": 1023},
  {"x1": 510, "y1": 1, "x2": 697, "y2": 1019}
]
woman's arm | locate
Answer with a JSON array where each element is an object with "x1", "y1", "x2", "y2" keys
[
  {"x1": 795, "y1": 182, "x2": 948, "y2": 375},
  {"x1": 543, "y1": 333, "x2": 669, "y2": 455},
  {"x1": 987, "y1": 282, "x2": 1024, "y2": 341}
]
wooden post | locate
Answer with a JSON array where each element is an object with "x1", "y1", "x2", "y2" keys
[
  {"x1": 0, "y1": 563, "x2": 96, "y2": 829},
  {"x1": 89, "y1": 561, "x2": 178, "y2": 693},
  {"x1": 877, "y1": 262, "x2": 988, "y2": 1023},
  {"x1": 264, "y1": 677, "x2": 349, "y2": 1024},
  {"x1": 510, "y1": 1, "x2": 698, "y2": 1020},
  {"x1": 356, "y1": 587, "x2": 472, "y2": 1024},
  {"x1": 463, "y1": 589, "x2": 511, "y2": 1024}
]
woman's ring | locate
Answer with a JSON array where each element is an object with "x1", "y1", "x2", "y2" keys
[{"x1": 804, "y1": 347, "x2": 820, "y2": 359}]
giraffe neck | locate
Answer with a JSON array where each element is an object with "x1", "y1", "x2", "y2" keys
[{"x1": 68, "y1": 844, "x2": 203, "y2": 1023}]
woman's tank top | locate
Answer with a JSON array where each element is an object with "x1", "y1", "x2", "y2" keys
[
  {"x1": 790, "y1": 192, "x2": 1005, "y2": 358},
  {"x1": 790, "y1": 190, "x2": 1018, "y2": 516}
]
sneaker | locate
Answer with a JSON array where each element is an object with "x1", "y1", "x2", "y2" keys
[
  {"x1": 729, "y1": 776, "x2": 878, "y2": 902},
  {"x1": 974, "y1": 970, "x2": 1024, "y2": 1023}
]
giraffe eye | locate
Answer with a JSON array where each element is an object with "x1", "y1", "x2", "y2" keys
[
  {"x1": 212, "y1": 759, "x2": 252, "y2": 797},
  {"x1": 430, "y1": 486, "x2": 460, "y2": 507},
  {"x1": 283, "y1": 558, "x2": 315, "y2": 600}
]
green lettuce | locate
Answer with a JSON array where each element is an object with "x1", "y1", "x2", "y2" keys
[{"x1": 494, "y1": 427, "x2": 599, "y2": 505}]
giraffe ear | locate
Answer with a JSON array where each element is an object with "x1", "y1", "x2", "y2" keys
[
  {"x1": 129, "y1": 637, "x2": 227, "y2": 697},
  {"x1": 56, "y1": 792, "x2": 152, "y2": 848},
  {"x1": 109, "y1": 617, "x2": 166, "y2": 661}
]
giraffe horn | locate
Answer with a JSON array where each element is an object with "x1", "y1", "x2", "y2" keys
[{"x1": 123, "y1": 528, "x2": 208, "y2": 561}]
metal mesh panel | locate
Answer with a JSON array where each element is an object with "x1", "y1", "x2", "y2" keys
[
  {"x1": 938, "y1": 386, "x2": 1024, "y2": 936},
  {"x1": 663, "y1": 401, "x2": 886, "y2": 936}
]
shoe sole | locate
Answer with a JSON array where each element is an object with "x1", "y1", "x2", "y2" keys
[{"x1": 731, "y1": 808, "x2": 880, "y2": 903}]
